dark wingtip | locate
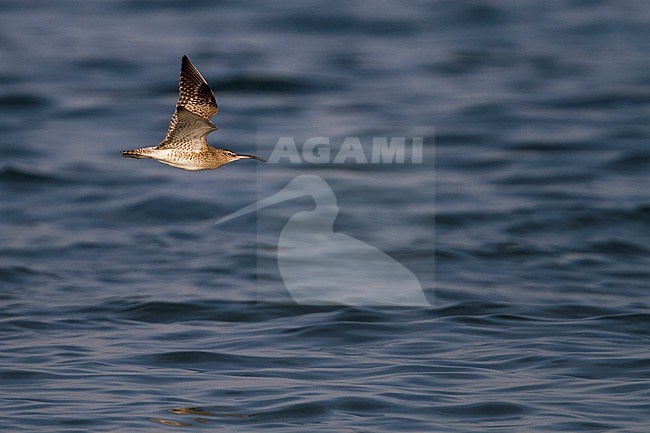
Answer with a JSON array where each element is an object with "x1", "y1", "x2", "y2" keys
[{"x1": 181, "y1": 55, "x2": 192, "y2": 70}]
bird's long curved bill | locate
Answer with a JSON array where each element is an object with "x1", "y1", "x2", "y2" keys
[
  {"x1": 215, "y1": 184, "x2": 302, "y2": 225},
  {"x1": 236, "y1": 154, "x2": 266, "y2": 162}
]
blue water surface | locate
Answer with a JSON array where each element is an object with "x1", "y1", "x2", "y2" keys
[{"x1": 1, "y1": 1, "x2": 649, "y2": 431}]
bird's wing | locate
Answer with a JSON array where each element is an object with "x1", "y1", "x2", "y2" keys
[
  {"x1": 163, "y1": 55, "x2": 219, "y2": 142},
  {"x1": 178, "y1": 55, "x2": 219, "y2": 119},
  {"x1": 158, "y1": 106, "x2": 217, "y2": 152}
]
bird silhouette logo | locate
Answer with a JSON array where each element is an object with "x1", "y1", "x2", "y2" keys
[{"x1": 216, "y1": 175, "x2": 431, "y2": 306}]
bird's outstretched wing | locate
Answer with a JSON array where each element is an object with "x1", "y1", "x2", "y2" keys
[
  {"x1": 177, "y1": 55, "x2": 219, "y2": 119},
  {"x1": 158, "y1": 106, "x2": 217, "y2": 152},
  {"x1": 164, "y1": 55, "x2": 219, "y2": 142}
]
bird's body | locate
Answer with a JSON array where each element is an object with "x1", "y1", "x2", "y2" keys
[
  {"x1": 121, "y1": 141, "x2": 239, "y2": 171},
  {"x1": 121, "y1": 56, "x2": 264, "y2": 170}
]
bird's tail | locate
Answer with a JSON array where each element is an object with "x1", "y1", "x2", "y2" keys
[{"x1": 121, "y1": 147, "x2": 154, "y2": 159}]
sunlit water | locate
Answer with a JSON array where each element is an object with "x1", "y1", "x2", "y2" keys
[{"x1": 1, "y1": 1, "x2": 649, "y2": 431}]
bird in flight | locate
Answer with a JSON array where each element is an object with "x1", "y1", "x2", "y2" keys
[{"x1": 121, "y1": 55, "x2": 265, "y2": 170}]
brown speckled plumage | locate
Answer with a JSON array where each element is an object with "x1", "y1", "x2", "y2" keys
[{"x1": 121, "y1": 56, "x2": 264, "y2": 171}]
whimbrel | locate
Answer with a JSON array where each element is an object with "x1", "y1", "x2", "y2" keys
[{"x1": 121, "y1": 56, "x2": 264, "y2": 170}]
